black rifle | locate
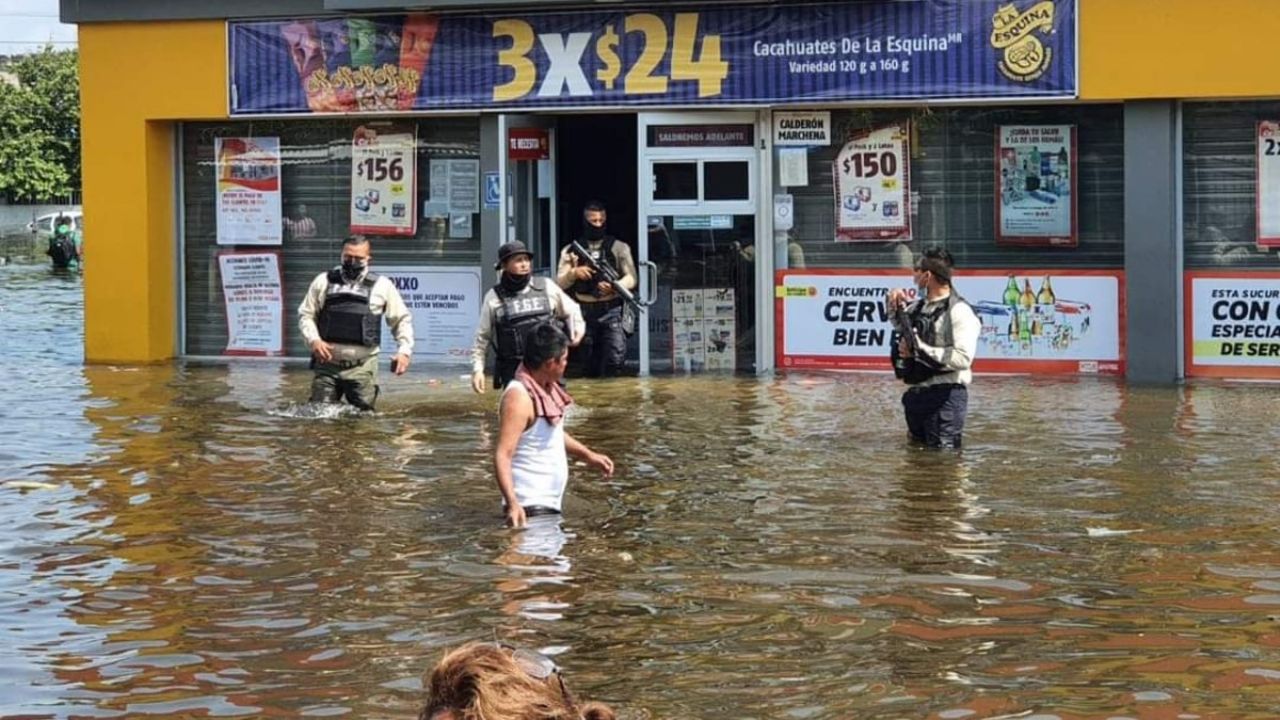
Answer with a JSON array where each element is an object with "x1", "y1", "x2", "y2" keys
[
  {"x1": 891, "y1": 301, "x2": 920, "y2": 356},
  {"x1": 567, "y1": 240, "x2": 647, "y2": 311}
]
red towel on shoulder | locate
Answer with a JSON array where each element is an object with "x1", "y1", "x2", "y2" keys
[{"x1": 513, "y1": 363, "x2": 574, "y2": 425}]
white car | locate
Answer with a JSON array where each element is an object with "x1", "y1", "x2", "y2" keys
[{"x1": 27, "y1": 211, "x2": 84, "y2": 239}]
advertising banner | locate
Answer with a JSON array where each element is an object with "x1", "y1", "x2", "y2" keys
[
  {"x1": 215, "y1": 137, "x2": 282, "y2": 246},
  {"x1": 672, "y1": 288, "x2": 736, "y2": 372},
  {"x1": 230, "y1": 0, "x2": 1077, "y2": 114},
  {"x1": 996, "y1": 124, "x2": 1077, "y2": 247},
  {"x1": 834, "y1": 123, "x2": 911, "y2": 241},
  {"x1": 377, "y1": 265, "x2": 482, "y2": 363},
  {"x1": 351, "y1": 124, "x2": 417, "y2": 236},
  {"x1": 1185, "y1": 271, "x2": 1280, "y2": 379},
  {"x1": 1257, "y1": 122, "x2": 1280, "y2": 249},
  {"x1": 776, "y1": 269, "x2": 1124, "y2": 375},
  {"x1": 218, "y1": 252, "x2": 285, "y2": 356}
]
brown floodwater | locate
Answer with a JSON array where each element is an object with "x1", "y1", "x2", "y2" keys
[{"x1": 4, "y1": 262, "x2": 1280, "y2": 719}]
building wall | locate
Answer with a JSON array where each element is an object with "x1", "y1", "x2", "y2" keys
[{"x1": 78, "y1": 1, "x2": 1280, "y2": 362}]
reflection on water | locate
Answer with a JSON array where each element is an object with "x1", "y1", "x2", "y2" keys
[{"x1": 4, "y1": 262, "x2": 1280, "y2": 718}]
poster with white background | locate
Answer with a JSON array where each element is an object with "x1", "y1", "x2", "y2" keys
[
  {"x1": 1187, "y1": 273, "x2": 1280, "y2": 376},
  {"x1": 1257, "y1": 122, "x2": 1280, "y2": 248},
  {"x1": 377, "y1": 266, "x2": 482, "y2": 364},
  {"x1": 218, "y1": 252, "x2": 284, "y2": 356},
  {"x1": 215, "y1": 137, "x2": 282, "y2": 246},
  {"x1": 351, "y1": 125, "x2": 417, "y2": 236},
  {"x1": 834, "y1": 123, "x2": 910, "y2": 241},
  {"x1": 777, "y1": 270, "x2": 1123, "y2": 375}
]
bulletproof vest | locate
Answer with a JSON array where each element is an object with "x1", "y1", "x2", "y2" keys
[
  {"x1": 891, "y1": 292, "x2": 966, "y2": 385},
  {"x1": 569, "y1": 237, "x2": 619, "y2": 297},
  {"x1": 494, "y1": 277, "x2": 554, "y2": 372},
  {"x1": 47, "y1": 236, "x2": 76, "y2": 268},
  {"x1": 317, "y1": 268, "x2": 382, "y2": 346}
]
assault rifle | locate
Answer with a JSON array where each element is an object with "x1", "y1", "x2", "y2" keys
[
  {"x1": 891, "y1": 301, "x2": 919, "y2": 356},
  {"x1": 567, "y1": 240, "x2": 648, "y2": 312}
]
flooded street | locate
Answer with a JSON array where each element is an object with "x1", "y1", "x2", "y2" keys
[{"x1": 4, "y1": 261, "x2": 1280, "y2": 719}]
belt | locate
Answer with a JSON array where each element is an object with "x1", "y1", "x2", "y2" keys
[
  {"x1": 577, "y1": 297, "x2": 622, "y2": 309},
  {"x1": 523, "y1": 505, "x2": 562, "y2": 518},
  {"x1": 907, "y1": 382, "x2": 965, "y2": 393}
]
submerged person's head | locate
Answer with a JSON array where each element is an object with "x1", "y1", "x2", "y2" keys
[
  {"x1": 522, "y1": 323, "x2": 570, "y2": 377},
  {"x1": 418, "y1": 642, "x2": 615, "y2": 720}
]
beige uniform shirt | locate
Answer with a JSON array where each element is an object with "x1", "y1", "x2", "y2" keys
[
  {"x1": 556, "y1": 238, "x2": 637, "y2": 303},
  {"x1": 298, "y1": 271, "x2": 415, "y2": 362},
  {"x1": 471, "y1": 279, "x2": 583, "y2": 375}
]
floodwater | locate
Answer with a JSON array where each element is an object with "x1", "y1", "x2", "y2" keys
[{"x1": 4, "y1": 261, "x2": 1280, "y2": 720}]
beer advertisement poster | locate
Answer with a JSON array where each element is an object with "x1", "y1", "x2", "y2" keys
[
  {"x1": 776, "y1": 269, "x2": 1123, "y2": 375},
  {"x1": 833, "y1": 123, "x2": 911, "y2": 242},
  {"x1": 214, "y1": 137, "x2": 282, "y2": 246},
  {"x1": 218, "y1": 251, "x2": 285, "y2": 356},
  {"x1": 351, "y1": 124, "x2": 418, "y2": 237},
  {"x1": 996, "y1": 125, "x2": 1077, "y2": 247}
]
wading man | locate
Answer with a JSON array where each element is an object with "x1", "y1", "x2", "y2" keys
[{"x1": 887, "y1": 247, "x2": 979, "y2": 449}]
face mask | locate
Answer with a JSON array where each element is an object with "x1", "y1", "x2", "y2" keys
[
  {"x1": 500, "y1": 271, "x2": 531, "y2": 294},
  {"x1": 584, "y1": 223, "x2": 606, "y2": 242},
  {"x1": 341, "y1": 259, "x2": 367, "y2": 282}
]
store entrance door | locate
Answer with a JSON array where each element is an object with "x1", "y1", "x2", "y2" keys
[{"x1": 639, "y1": 112, "x2": 761, "y2": 375}]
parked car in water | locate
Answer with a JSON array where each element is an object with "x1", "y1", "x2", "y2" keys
[{"x1": 26, "y1": 211, "x2": 84, "y2": 239}]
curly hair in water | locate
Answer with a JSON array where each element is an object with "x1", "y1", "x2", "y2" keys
[{"x1": 419, "y1": 643, "x2": 616, "y2": 720}]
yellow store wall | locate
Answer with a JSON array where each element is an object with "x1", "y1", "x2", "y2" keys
[
  {"x1": 80, "y1": 21, "x2": 224, "y2": 363},
  {"x1": 77, "y1": 1, "x2": 1280, "y2": 362}
]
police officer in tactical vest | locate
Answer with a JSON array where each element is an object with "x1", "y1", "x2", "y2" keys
[
  {"x1": 556, "y1": 201, "x2": 637, "y2": 377},
  {"x1": 471, "y1": 240, "x2": 584, "y2": 394},
  {"x1": 887, "y1": 247, "x2": 980, "y2": 449},
  {"x1": 298, "y1": 235, "x2": 414, "y2": 410}
]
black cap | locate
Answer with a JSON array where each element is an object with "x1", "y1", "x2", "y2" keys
[{"x1": 495, "y1": 241, "x2": 532, "y2": 270}]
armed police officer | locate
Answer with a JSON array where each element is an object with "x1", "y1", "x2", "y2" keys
[
  {"x1": 887, "y1": 247, "x2": 980, "y2": 449},
  {"x1": 556, "y1": 201, "x2": 637, "y2": 378},
  {"x1": 471, "y1": 240, "x2": 584, "y2": 394},
  {"x1": 298, "y1": 235, "x2": 413, "y2": 411}
]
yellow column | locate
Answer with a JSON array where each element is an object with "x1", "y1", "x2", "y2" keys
[{"x1": 80, "y1": 21, "x2": 226, "y2": 362}]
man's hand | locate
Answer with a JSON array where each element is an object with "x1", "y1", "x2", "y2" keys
[
  {"x1": 572, "y1": 265, "x2": 594, "y2": 281},
  {"x1": 471, "y1": 371, "x2": 486, "y2": 394},
  {"x1": 595, "y1": 280, "x2": 616, "y2": 297},
  {"x1": 898, "y1": 334, "x2": 913, "y2": 359},
  {"x1": 586, "y1": 451, "x2": 615, "y2": 478},
  {"x1": 887, "y1": 288, "x2": 910, "y2": 311},
  {"x1": 390, "y1": 353, "x2": 410, "y2": 375},
  {"x1": 505, "y1": 503, "x2": 527, "y2": 529},
  {"x1": 310, "y1": 339, "x2": 334, "y2": 363}
]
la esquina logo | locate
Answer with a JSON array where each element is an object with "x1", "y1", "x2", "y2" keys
[{"x1": 990, "y1": 1, "x2": 1056, "y2": 83}]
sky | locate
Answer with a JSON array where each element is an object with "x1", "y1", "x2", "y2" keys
[{"x1": 0, "y1": 0, "x2": 77, "y2": 55}]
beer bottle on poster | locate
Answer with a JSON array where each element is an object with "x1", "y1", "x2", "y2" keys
[
  {"x1": 1003, "y1": 276, "x2": 1020, "y2": 307},
  {"x1": 1037, "y1": 276, "x2": 1056, "y2": 305},
  {"x1": 1020, "y1": 280, "x2": 1035, "y2": 311}
]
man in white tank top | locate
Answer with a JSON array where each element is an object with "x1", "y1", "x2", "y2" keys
[{"x1": 494, "y1": 323, "x2": 614, "y2": 528}]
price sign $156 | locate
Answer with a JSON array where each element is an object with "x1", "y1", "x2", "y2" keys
[{"x1": 493, "y1": 12, "x2": 729, "y2": 101}]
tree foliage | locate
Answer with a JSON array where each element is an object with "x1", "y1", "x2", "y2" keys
[{"x1": 0, "y1": 48, "x2": 80, "y2": 202}]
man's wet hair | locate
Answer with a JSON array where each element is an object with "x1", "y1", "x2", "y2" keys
[
  {"x1": 343, "y1": 234, "x2": 370, "y2": 249},
  {"x1": 916, "y1": 247, "x2": 955, "y2": 285},
  {"x1": 523, "y1": 322, "x2": 569, "y2": 369}
]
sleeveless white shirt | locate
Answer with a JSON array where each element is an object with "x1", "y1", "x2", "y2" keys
[{"x1": 503, "y1": 379, "x2": 569, "y2": 511}]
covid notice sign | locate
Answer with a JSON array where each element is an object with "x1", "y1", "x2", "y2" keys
[{"x1": 1186, "y1": 272, "x2": 1280, "y2": 378}]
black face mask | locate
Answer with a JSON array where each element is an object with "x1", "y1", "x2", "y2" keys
[
  {"x1": 500, "y1": 271, "x2": 531, "y2": 294},
  {"x1": 583, "y1": 223, "x2": 606, "y2": 242},
  {"x1": 340, "y1": 259, "x2": 367, "y2": 282}
]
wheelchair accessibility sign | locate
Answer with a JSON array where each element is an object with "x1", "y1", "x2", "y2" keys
[{"x1": 483, "y1": 172, "x2": 500, "y2": 210}]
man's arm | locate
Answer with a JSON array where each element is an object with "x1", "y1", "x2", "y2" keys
[
  {"x1": 917, "y1": 303, "x2": 980, "y2": 371},
  {"x1": 470, "y1": 291, "x2": 497, "y2": 392},
  {"x1": 611, "y1": 241, "x2": 638, "y2": 291},
  {"x1": 564, "y1": 431, "x2": 614, "y2": 477},
  {"x1": 549, "y1": 284, "x2": 586, "y2": 345},
  {"x1": 380, "y1": 283, "x2": 415, "y2": 357},
  {"x1": 495, "y1": 387, "x2": 534, "y2": 527},
  {"x1": 297, "y1": 274, "x2": 327, "y2": 346},
  {"x1": 556, "y1": 247, "x2": 578, "y2": 289}
]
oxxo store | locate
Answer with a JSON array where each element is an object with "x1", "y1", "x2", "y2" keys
[{"x1": 74, "y1": 0, "x2": 1280, "y2": 382}]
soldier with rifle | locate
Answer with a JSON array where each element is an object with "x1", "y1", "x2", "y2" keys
[{"x1": 556, "y1": 201, "x2": 638, "y2": 378}]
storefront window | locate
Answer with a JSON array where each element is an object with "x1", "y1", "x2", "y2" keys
[
  {"x1": 180, "y1": 117, "x2": 480, "y2": 358},
  {"x1": 653, "y1": 162, "x2": 698, "y2": 201},
  {"x1": 704, "y1": 161, "x2": 751, "y2": 201},
  {"x1": 1183, "y1": 101, "x2": 1280, "y2": 269},
  {"x1": 777, "y1": 105, "x2": 1125, "y2": 270}
]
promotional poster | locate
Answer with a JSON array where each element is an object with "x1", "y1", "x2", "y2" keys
[
  {"x1": 350, "y1": 125, "x2": 418, "y2": 237},
  {"x1": 996, "y1": 124, "x2": 1077, "y2": 247},
  {"x1": 377, "y1": 266, "x2": 482, "y2": 363},
  {"x1": 1257, "y1": 122, "x2": 1280, "y2": 249},
  {"x1": 1185, "y1": 271, "x2": 1280, "y2": 379},
  {"x1": 230, "y1": 0, "x2": 1077, "y2": 113},
  {"x1": 672, "y1": 288, "x2": 736, "y2": 372},
  {"x1": 214, "y1": 137, "x2": 282, "y2": 246},
  {"x1": 834, "y1": 123, "x2": 911, "y2": 242},
  {"x1": 218, "y1": 252, "x2": 285, "y2": 356},
  {"x1": 776, "y1": 269, "x2": 1123, "y2": 375}
]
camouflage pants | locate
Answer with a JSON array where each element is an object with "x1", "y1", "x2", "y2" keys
[{"x1": 309, "y1": 354, "x2": 380, "y2": 411}]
